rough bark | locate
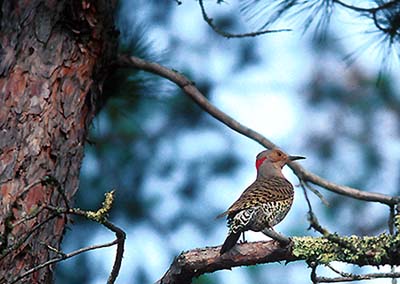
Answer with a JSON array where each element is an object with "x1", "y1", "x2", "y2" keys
[
  {"x1": 158, "y1": 241, "x2": 297, "y2": 284},
  {"x1": 0, "y1": 0, "x2": 117, "y2": 282}
]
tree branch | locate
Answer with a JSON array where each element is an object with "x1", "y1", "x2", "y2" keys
[
  {"x1": 7, "y1": 240, "x2": 118, "y2": 284},
  {"x1": 158, "y1": 232, "x2": 400, "y2": 284},
  {"x1": 5, "y1": 191, "x2": 125, "y2": 284},
  {"x1": 198, "y1": 0, "x2": 291, "y2": 38},
  {"x1": 53, "y1": 191, "x2": 125, "y2": 284},
  {"x1": 116, "y1": 54, "x2": 400, "y2": 206},
  {"x1": 157, "y1": 240, "x2": 297, "y2": 284},
  {"x1": 315, "y1": 271, "x2": 400, "y2": 283}
]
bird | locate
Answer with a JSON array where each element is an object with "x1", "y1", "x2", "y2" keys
[{"x1": 217, "y1": 148, "x2": 305, "y2": 255}]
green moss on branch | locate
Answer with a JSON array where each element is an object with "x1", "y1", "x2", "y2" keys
[
  {"x1": 292, "y1": 233, "x2": 400, "y2": 266},
  {"x1": 81, "y1": 190, "x2": 115, "y2": 223}
]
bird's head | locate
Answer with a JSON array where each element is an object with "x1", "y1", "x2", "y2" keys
[{"x1": 255, "y1": 149, "x2": 305, "y2": 178}]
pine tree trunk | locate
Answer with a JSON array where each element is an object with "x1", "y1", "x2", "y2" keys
[{"x1": 0, "y1": 1, "x2": 117, "y2": 282}]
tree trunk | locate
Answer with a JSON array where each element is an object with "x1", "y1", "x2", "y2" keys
[{"x1": 0, "y1": 0, "x2": 117, "y2": 282}]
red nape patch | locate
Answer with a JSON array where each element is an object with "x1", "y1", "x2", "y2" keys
[{"x1": 256, "y1": 156, "x2": 267, "y2": 170}]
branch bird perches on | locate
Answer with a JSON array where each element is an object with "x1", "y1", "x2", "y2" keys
[{"x1": 116, "y1": 55, "x2": 400, "y2": 284}]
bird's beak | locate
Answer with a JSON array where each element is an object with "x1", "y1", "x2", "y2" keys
[{"x1": 288, "y1": 155, "x2": 306, "y2": 161}]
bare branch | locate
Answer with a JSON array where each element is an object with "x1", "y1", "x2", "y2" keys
[
  {"x1": 65, "y1": 207, "x2": 126, "y2": 284},
  {"x1": 116, "y1": 54, "x2": 400, "y2": 206},
  {"x1": 198, "y1": 0, "x2": 291, "y2": 38},
  {"x1": 103, "y1": 220, "x2": 126, "y2": 284},
  {"x1": 157, "y1": 240, "x2": 297, "y2": 284},
  {"x1": 389, "y1": 205, "x2": 396, "y2": 235},
  {"x1": 7, "y1": 240, "x2": 118, "y2": 284},
  {"x1": 11, "y1": 205, "x2": 46, "y2": 228},
  {"x1": 301, "y1": 182, "x2": 358, "y2": 253},
  {"x1": 315, "y1": 271, "x2": 400, "y2": 283},
  {"x1": 304, "y1": 181, "x2": 330, "y2": 207},
  {"x1": 7, "y1": 191, "x2": 125, "y2": 284},
  {"x1": 48, "y1": 191, "x2": 125, "y2": 284},
  {"x1": 294, "y1": 168, "x2": 399, "y2": 205},
  {"x1": 332, "y1": 0, "x2": 375, "y2": 12},
  {"x1": 0, "y1": 213, "x2": 59, "y2": 261},
  {"x1": 1, "y1": 176, "x2": 70, "y2": 258}
]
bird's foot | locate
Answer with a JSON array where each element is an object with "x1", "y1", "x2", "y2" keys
[{"x1": 261, "y1": 228, "x2": 291, "y2": 245}]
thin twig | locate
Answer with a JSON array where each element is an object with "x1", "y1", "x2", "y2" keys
[
  {"x1": 300, "y1": 181, "x2": 328, "y2": 234},
  {"x1": 103, "y1": 220, "x2": 126, "y2": 284},
  {"x1": 389, "y1": 205, "x2": 395, "y2": 235},
  {"x1": 16, "y1": 179, "x2": 43, "y2": 200},
  {"x1": 198, "y1": 0, "x2": 291, "y2": 38},
  {"x1": 332, "y1": 0, "x2": 375, "y2": 12},
  {"x1": 301, "y1": 181, "x2": 329, "y2": 234},
  {"x1": 392, "y1": 266, "x2": 398, "y2": 284},
  {"x1": 7, "y1": 191, "x2": 125, "y2": 284},
  {"x1": 43, "y1": 243, "x2": 67, "y2": 257},
  {"x1": 2, "y1": 177, "x2": 69, "y2": 255},
  {"x1": 309, "y1": 261, "x2": 318, "y2": 284},
  {"x1": 7, "y1": 240, "x2": 118, "y2": 284},
  {"x1": 46, "y1": 191, "x2": 125, "y2": 284},
  {"x1": 300, "y1": 181, "x2": 357, "y2": 253},
  {"x1": 0, "y1": 213, "x2": 59, "y2": 261},
  {"x1": 11, "y1": 205, "x2": 46, "y2": 228},
  {"x1": 41, "y1": 175, "x2": 70, "y2": 209},
  {"x1": 333, "y1": 0, "x2": 399, "y2": 13},
  {"x1": 389, "y1": 205, "x2": 397, "y2": 284},
  {"x1": 304, "y1": 181, "x2": 330, "y2": 207},
  {"x1": 116, "y1": 54, "x2": 400, "y2": 206},
  {"x1": 69, "y1": 207, "x2": 126, "y2": 284},
  {"x1": 310, "y1": 262, "x2": 400, "y2": 283},
  {"x1": 315, "y1": 271, "x2": 400, "y2": 283},
  {"x1": 326, "y1": 263, "x2": 351, "y2": 277},
  {"x1": 316, "y1": 261, "x2": 400, "y2": 283}
]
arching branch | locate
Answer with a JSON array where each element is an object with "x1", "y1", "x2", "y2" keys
[
  {"x1": 116, "y1": 54, "x2": 399, "y2": 207},
  {"x1": 116, "y1": 54, "x2": 400, "y2": 283}
]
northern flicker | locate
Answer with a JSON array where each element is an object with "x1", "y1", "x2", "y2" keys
[{"x1": 218, "y1": 148, "x2": 305, "y2": 254}]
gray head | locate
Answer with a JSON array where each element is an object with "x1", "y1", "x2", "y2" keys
[{"x1": 255, "y1": 149, "x2": 305, "y2": 179}]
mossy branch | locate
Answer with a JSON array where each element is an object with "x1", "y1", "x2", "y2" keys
[
  {"x1": 61, "y1": 190, "x2": 124, "y2": 284},
  {"x1": 71, "y1": 190, "x2": 115, "y2": 223},
  {"x1": 32, "y1": 191, "x2": 125, "y2": 284},
  {"x1": 293, "y1": 234, "x2": 399, "y2": 266},
  {"x1": 159, "y1": 234, "x2": 400, "y2": 284}
]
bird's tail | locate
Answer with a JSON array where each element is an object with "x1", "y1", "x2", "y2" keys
[{"x1": 220, "y1": 232, "x2": 241, "y2": 255}]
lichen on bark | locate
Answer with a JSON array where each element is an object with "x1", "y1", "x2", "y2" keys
[
  {"x1": 78, "y1": 190, "x2": 115, "y2": 223},
  {"x1": 292, "y1": 233, "x2": 400, "y2": 266}
]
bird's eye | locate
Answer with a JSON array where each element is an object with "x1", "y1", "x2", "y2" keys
[{"x1": 277, "y1": 152, "x2": 282, "y2": 156}]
